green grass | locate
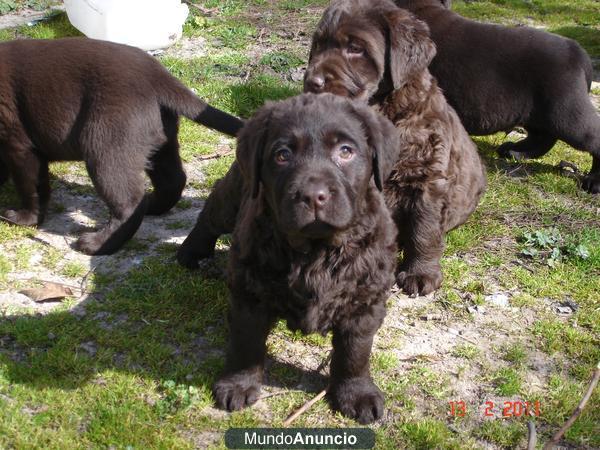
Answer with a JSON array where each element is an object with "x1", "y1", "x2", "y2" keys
[
  {"x1": 452, "y1": 344, "x2": 480, "y2": 360},
  {"x1": 475, "y1": 421, "x2": 526, "y2": 449},
  {"x1": 0, "y1": 0, "x2": 59, "y2": 14},
  {"x1": 491, "y1": 367, "x2": 523, "y2": 396},
  {"x1": 0, "y1": 0, "x2": 599, "y2": 448}
]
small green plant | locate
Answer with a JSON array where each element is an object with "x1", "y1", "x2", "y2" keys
[
  {"x1": 452, "y1": 344, "x2": 480, "y2": 360},
  {"x1": 502, "y1": 343, "x2": 527, "y2": 366},
  {"x1": 0, "y1": 0, "x2": 17, "y2": 14},
  {"x1": 260, "y1": 51, "x2": 304, "y2": 73},
  {"x1": 61, "y1": 261, "x2": 87, "y2": 278},
  {"x1": 155, "y1": 380, "x2": 201, "y2": 418},
  {"x1": 519, "y1": 228, "x2": 589, "y2": 267},
  {"x1": 492, "y1": 367, "x2": 522, "y2": 396}
]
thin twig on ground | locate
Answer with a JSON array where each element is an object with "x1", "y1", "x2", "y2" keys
[
  {"x1": 542, "y1": 362, "x2": 600, "y2": 450},
  {"x1": 197, "y1": 150, "x2": 234, "y2": 161},
  {"x1": 79, "y1": 267, "x2": 96, "y2": 294},
  {"x1": 282, "y1": 389, "x2": 327, "y2": 427},
  {"x1": 527, "y1": 421, "x2": 537, "y2": 450},
  {"x1": 182, "y1": 0, "x2": 218, "y2": 15},
  {"x1": 512, "y1": 259, "x2": 535, "y2": 273},
  {"x1": 507, "y1": 164, "x2": 525, "y2": 176},
  {"x1": 445, "y1": 326, "x2": 479, "y2": 345}
]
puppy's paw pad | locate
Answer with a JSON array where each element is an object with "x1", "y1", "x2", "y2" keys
[
  {"x1": 582, "y1": 173, "x2": 600, "y2": 194},
  {"x1": 329, "y1": 378, "x2": 384, "y2": 424},
  {"x1": 396, "y1": 270, "x2": 442, "y2": 297},
  {"x1": 2, "y1": 209, "x2": 38, "y2": 226},
  {"x1": 213, "y1": 374, "x2": 261, "y2": 412}
]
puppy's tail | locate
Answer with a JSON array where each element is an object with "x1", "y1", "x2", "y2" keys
[{"x1": 158, "y1": 79, "x2": 244, "y2": 138}]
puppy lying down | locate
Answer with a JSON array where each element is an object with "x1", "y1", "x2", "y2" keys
[
  {"x1": 0, "y1": 38, "x2": 243, "y2": 255},
  {"x1": 213, "y1": 93, "x2": 400, "y2": 424}
]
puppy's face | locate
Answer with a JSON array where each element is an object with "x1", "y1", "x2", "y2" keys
[
  {"x1": 304, "y1": 0, "x2": 436, "y2": 99},
  {"x1": 236, "y1": 93, "x2": 398, "y2": 245}
]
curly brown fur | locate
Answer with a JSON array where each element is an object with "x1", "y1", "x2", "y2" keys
[
  {"x1": 213, "y1": 93, "x2": 399, "y2": 424},
  {"x1": 0, "y1": 37, "x2": 243, "y2": 255},
  {"x1": 394, "y1": 0, "x2": 600, "y2": 194},
  {"x1": 303, "y1": 0, "x2": 486, "y2": 295}
]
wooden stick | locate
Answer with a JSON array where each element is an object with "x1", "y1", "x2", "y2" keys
[
  {"x1": 527, "y1": 421, "x2": 537, "y2": 450},
  {"x1": 445, "y1": 326, "x2": 479, "y2": 346},
  {"x1": 542, "y1": 362, "x2": 600, "y2": 449},
  {"x1": 182, "y1": 0, "x2": 217, "y2": 15},
  {"x1": 315, "y1": 350, "x2": 332, "y2": 374},
  {"x1": 282, "y1": 389, "x2": 327, "y2": 427},
  {"x1": 197, "y1": 150, "x2": 234, "y2": 161}
]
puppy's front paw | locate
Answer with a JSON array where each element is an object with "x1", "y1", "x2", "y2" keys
[
  {"x1": 213, "y1": 372, "x2": 262, "y2": 411},
  {"x1": 582, "y1": 172, "x2": 600, "y2": 194},
  {"x1": 177, "y1": 236, "x2": 217, "y2": 269},
  {"x1": 396, "y1": 268, "x2": 442, "y2": 297},
  {"x1": 328, "y1": 377, "x2": 384, "y2": 424},
  {"x1": 2, "y1": 209, "x2": 39, "y2": 226}
]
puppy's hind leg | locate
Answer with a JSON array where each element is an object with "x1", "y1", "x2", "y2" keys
[
  {"x1": 554, "y1": 98, "x2": 600, "y2": 194},
  {"x1": 583, "y1": 156, "x2": 600, "y2": 194},
  {"x1": 1, "y1": 140, "x2": 50, "y2": 226},
  {"x1": 146, "y1": 110, "x2": 186, "y2": 215},
  {"x1": 177, "y1": 163, "x2": 244, "y2": 268},
  {"x1": 76, "y1": 150, "x2": 147, "y2": 255},
  {"x1": 497, "y1": 129, "x2": 557, "y2": 160}
]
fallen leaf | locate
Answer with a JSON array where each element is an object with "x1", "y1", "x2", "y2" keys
[{"x1": 19, "y1": 282, "x2": 74, "y2": 302}]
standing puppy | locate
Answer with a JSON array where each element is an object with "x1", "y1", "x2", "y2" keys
[
  {"x1": 304, "y1": 0, "x2": 486, "y2": 295},
  {"x1": 214, "y1": 93, "x2": 399, "y2": 424},
  {"x1": 394, "y1": 0, "x2": 600, "y2": 193},
  {"x1": 0, "y1": 38, "x2": 243, "y2": 254}
]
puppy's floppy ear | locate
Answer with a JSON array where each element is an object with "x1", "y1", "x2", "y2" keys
[
  {"x1": 350, "y1": 104, "x2": 400, "y2": 191},
  {"x1": 236, "y1": 108, "x2": 272, "y2": 198},
  {"x1": 384, "y1": 9, "x2": 436, "y2": 89}
]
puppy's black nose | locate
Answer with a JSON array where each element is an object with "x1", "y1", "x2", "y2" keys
[
  {"x1": 305, "y1": 75, "x2": 325, "y2": 92},
  {"x1": 300, "y1": 183, "x2": 330, "y2": 209}
]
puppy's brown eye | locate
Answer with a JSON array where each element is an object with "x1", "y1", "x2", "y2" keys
[
  {"x1": 338, "y1": 145, "x2": 354, "y2": 160},
  {"x1": 275, "y1": 148, "x2": 292, "y2": 163},
  {"x1": 347, "y1": 43, "x2": 364, "y2": 55}
]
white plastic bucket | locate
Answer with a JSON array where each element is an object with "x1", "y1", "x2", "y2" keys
[{"x1": 64, "y1": 0, "x2": 189, "y2": 51}]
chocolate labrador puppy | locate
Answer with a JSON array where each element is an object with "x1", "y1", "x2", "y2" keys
[
  {"x1": 394, "y1": 0, "x2": 600, "y2": 193},
  {"x1": 213, "y1": 93, "x2": 399, "y2": 424},
  {"x1": 0, "y1": 38, "x2": 243, "y2": 254},
  {"x1": 303, "y1": 0, "x2": 486, "y2": 295}
]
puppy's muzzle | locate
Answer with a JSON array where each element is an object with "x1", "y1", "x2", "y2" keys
[{"x1": 297, "y1": 180, "x2": 331, "y2": 211}]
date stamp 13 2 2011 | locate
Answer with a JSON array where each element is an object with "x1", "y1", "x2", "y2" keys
[{"x1": 449, "y1": 400, "x2": 541, "y2": 418}]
